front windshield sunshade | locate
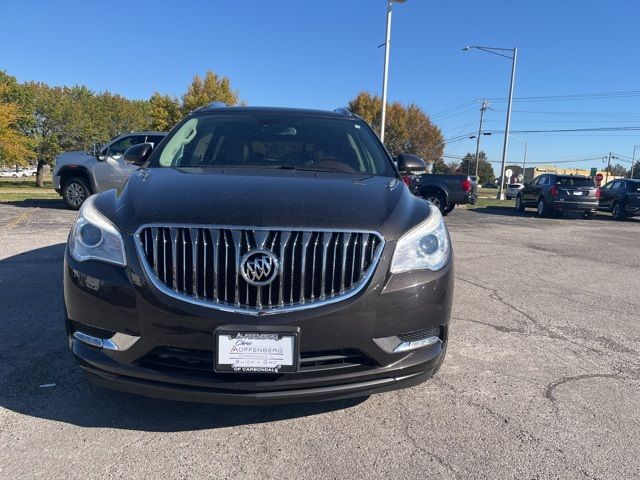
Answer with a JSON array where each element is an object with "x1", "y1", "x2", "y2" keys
[{"x1": 156, "y1": 114, "x2": 395, "y2": 176}]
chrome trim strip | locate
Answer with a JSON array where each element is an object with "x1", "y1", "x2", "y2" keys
[
  {"x1": 133, "y1": 224, "x2": 385, "y2": 316},
  {"x1": 73, "y1": 331, "x2": 140, "y2": 351}
]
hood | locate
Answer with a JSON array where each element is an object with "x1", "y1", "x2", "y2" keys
[
  {"x1": 104, "y1": 167, "x2": 430, "y2": 241},
  {"x1": 53, "y1": 150, "x2": 93, "y2": 169}
]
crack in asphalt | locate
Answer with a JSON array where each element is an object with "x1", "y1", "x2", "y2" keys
[
  {"x1": 544, "y1": 374, "x2": 627, "y2": 415},
  {"x1": 397, "y1": 392, "x2": 460, "y2": 479}
]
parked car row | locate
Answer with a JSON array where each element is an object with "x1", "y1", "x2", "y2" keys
[
  {"x1": 515, "y1": 173, "x2": 640, "y2": 220},
  {"x1": 0, "y1": 167, "x2": 36, "y2": 177}
]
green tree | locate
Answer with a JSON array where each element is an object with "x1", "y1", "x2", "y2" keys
[
  {"x1": 348, "y1": 92, "x2": 444, "y2": 165},
  {"x1": 181, "y1": 71, "x2": 240, "y2": 114},
  {"x1": 459, "y1": 151, "x2": 495, "y2": 183},
  {"x1": 431, "y1": 157, "x2": 449, "y2": 174},
  {"x1": 605, "y1": 163, "x2": 628, "y2": 177},
  {"x1": 149, "y1": 93, "x2": 182, "y2": 131}
]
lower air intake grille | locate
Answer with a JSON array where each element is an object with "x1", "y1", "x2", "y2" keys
[
  {"x1": 136, "y1": 226, "x2": 384, "y2": 314},
  {"x1": 397, "y1": 326, "x2": 442, "y2": 343},
  {"x1": 139, "y1": 347, "x2": 372, "y2": 375},
  {"x1": 69, "y1": 320, "x2": 115, "y2": 339}
]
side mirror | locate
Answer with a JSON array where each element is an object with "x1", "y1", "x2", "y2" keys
[
  {"x1": 396, "y1": 153, "x2": 427, "y2": 173},
  {"x1": 123, "y1": 143, "x2": 153, "y2": 166}
]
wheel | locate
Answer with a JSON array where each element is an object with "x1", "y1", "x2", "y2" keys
[
  {"x1": 425, "y1": 191, "x2": 447, "y2": 214},
  {"x1": 515, "y1": 195, "x2": 525, "y2": 212},
  {"x1": 536, "y1": 198, "x2": 547, "y2": 217},
  {"x1": 21, "y1": 173, "x2": 27, "y2": 177},
  {"x1": 584, "y1": 210, "x2": 596, "y2": 220},
  {"x1": 31, "y1": 172, "x2": 37, "y2": 176},
  {"x1": 63, "y1": 177, "x2": 91, "y2": 210},
  {"x1": 611, "y1": 202, "x2": 625, "y2": 221},
  {"x1": 444, "y1": 203, "x2": 455, "y2": 214},
  {"x1": 12, "y1": 173, "x2": 17, "y2": 178}
]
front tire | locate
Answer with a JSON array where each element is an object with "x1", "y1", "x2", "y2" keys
[
  {"x1": 584, "y1": 211, "x2": 596, "y2": 220},
  {"x1": 444, "y1": 203, "x2": 455, "y2": 214},
  {"x1": 515, "y1": 195, "x2": 525, "y2": 212},
  {"x1": 63, "y1": 177, "x2": 90, "y2": 210}
]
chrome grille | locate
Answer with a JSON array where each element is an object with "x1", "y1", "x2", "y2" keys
[{"x1": 135, "y1": 226, "x2": 384, "y2": 314}]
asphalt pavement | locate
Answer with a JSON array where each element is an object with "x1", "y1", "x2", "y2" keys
[{"x1": 1, "y1": 201, "x2": 639, "y2": 479}]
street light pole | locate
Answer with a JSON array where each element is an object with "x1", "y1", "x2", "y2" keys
[
  {"x1": 631, "y1": 145, "x2": 640, "y2": 179},
  {"x1": 462, "y1": 45, "x2": 518, "y2": 199},
  {"x1": 509, "y1": 134, "x2": 527, "y2": 183},
  {"x1": 498, "y1": 47, "x2": 518, "y2": 199},
  {"x1": 380, "y1": 0, "x2": 405, "y2": 143}
]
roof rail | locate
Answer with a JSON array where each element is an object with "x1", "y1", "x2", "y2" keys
[
  {"x1": 206, "y1": 101, "x2": 228, "y2": 109},
  {"x1": 333, "y1": 107, "x2": 355, "y2": 117}
]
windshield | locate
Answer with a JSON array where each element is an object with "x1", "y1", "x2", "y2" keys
[
  {"x1": 556, "y1": 177, "x2": 595, "y2": 187},
  {"x1": 151, "y1": 113, "x2": 395, "y2": 176}
]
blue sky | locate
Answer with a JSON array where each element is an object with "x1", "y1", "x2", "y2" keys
[{"x1": 3, "y1": 0, "x2": 639, "y2": 172}]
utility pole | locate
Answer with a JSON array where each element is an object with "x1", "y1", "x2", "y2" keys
[
  {"x1": 604, "y1": 152, "x2": 618, "y2": 184},
  {"x1": 474, "y1": 100, "x2": 490, "y2": 177}
]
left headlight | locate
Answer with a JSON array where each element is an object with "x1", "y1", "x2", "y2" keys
[
  {"x1": 390, "y1": 204, "x2": 451, "y2": 274},
  {"x1": 68, "y1": 195, "x2": 126, "y2": 267}
]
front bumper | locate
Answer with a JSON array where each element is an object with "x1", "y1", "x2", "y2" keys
[
  {"x1": 53, "y1": 175, "x2": 62, "y2": 194},
  {"x1": 63, "y1": 234, "x2": 453, "y2": 405}
]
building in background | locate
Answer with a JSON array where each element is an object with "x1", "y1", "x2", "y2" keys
[{"x1": 523, "y1": 166, "x2": 623, "y2": 184}]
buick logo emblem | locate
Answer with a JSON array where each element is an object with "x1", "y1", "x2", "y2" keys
[{"x1": 240, "y1": 250, "x2": 279, "y2": 287}]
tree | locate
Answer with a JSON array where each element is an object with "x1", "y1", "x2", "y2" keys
[
  {"x1": 632, "y1": 161, "x2": 640, "y2": 179},
  {"x1": 149, "y1": 93, "x2": 182, "y2": 131},
  {"x1": 459, "y1": 152, "x2": 495, "y2": 183},
  {"x1": 348, "y1": 92, "x2": 444, "y2": 165},
  {"x1": 181, "y1": 71, "x2": 240, "y2": 114},
  {"x1": 605, "y1": 163, "x2": 628, "y2": 177},
  {"x1": 0, "y1": 72, "x2": 34, "y2": 167},
  {"x1": 431, "y1": 157, "x2": 450, "y2": 174}
]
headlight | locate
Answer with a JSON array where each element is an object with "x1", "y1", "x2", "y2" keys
[
  {"x1": 68, "y1": 195, "x2": 126, "y2": 266},
  {"x1": 390, "y1": 204, "x2": 450, "y2": 274}
]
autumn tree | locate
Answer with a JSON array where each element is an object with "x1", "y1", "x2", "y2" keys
[
  {"x1": 0, "y1": 71, "x2": 33, "y2": 167},
  {"x1": 149, "y1": 93, "x2": 182, "y2": 131},
  {"x1": 181, "y1": 71, "x2": 240, "y2": 114},
  {"x1": 347, "y1": 92, "x2": 444, "y2": 165}
]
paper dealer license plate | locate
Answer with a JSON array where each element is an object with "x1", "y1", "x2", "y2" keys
[{"x1": 215, "y1": 332, "x2": 297, "y2": 373}]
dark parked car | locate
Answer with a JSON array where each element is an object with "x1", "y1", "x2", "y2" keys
[
  {"x1": 516, "y1": 174, "x2": 599, "y2": 218},
  {"x1": 598, "y1": 179, "x2": 640, "y2": 220},
  {"x1": 407, "y1": 172, "x2": 476, "y2": 214},
  {"x1": 64, "y1": 105, "x2": 454, "y2": 405}
]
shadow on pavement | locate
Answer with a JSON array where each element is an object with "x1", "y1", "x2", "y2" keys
[
  {"x1": 0, "y1": 244, "x2": 365, "y2": 432},
  {"x1": 1, "y1": 199, "x2": 66, "y2": 210},
  {"x1": 467, "y1": 205, "x2": 640, "y2": 223}
]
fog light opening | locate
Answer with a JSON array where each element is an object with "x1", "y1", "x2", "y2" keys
[{"x1": 393, "y1": 335, "x2": 440, "y2": 353}]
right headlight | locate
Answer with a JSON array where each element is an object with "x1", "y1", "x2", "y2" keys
[
  {"x1": 68, "y1": 195, "x2": 126, "y2": 267},
  {"x1": 390, "y1": 204, "x2": 451, "y2": 274}
]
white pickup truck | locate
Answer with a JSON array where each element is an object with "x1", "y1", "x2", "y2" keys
[{"x1": 52, "y1": 131, "x2": 166, "y2": 209}]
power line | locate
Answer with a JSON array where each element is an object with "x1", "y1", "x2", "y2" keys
[{"x1": 488, "y1": 90, "x2": 640, "y2": 103}]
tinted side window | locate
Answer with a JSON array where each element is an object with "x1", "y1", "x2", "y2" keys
[{"x1": 108, "y1": 136, "x2": 146, "y2": 156}]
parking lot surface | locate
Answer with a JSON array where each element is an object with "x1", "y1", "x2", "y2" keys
[{"x1": 1, "y1": 202, "x2": 639, "y2": 479}]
